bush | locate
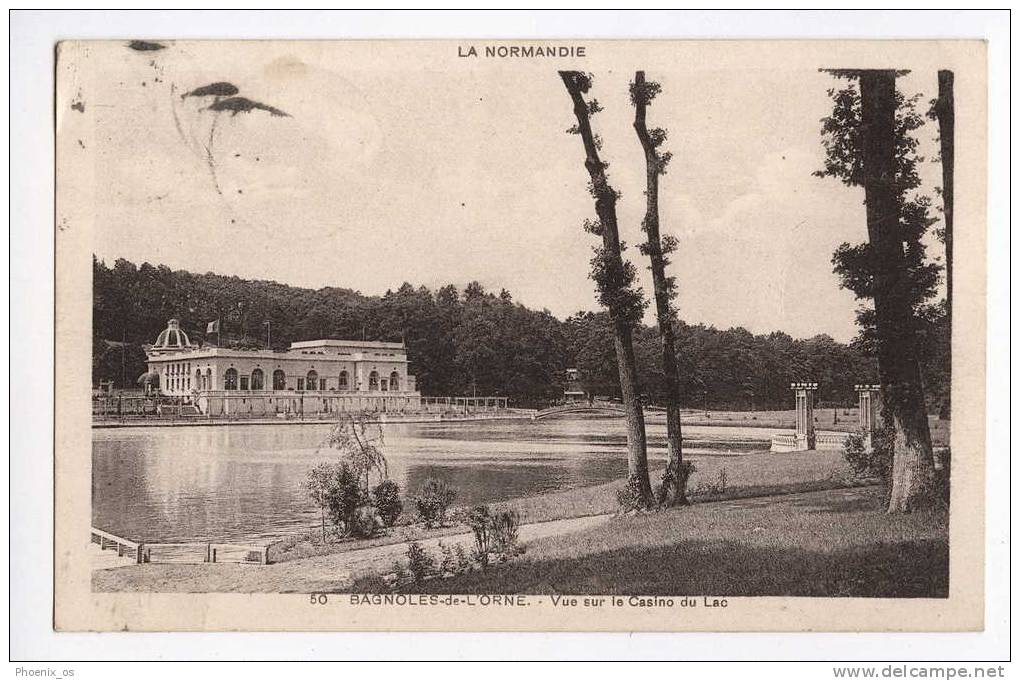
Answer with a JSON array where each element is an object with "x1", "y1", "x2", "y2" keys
[
  {"x1": 349, "y1": 505, "x2": 383, "y2": 539},
  {"x1": 491, "y1": 509, "x2": 521, "y2": 554},
  {"x1": 326, "y1": 462, "x2": 367, "y2": 534},
  {"x1": 454, "y1": 543, "x2": 472, "y2": 572},
  {"x1": 372, "y1": 480, "x2": 403, "y2": 527},
  {"x1": 414, "y1": 477, "x2": 458, "y2": 528},
  {"x1": 438, "y1": 541, "x2": 458, "y2": 575},
  {"x1": 350, "y1": 570, "x2": 389, "y2": 593},
  {"x1": 391, "y1": 559, "x2": 409, "y2": 583},
  {"x1": 467, "y1": 505, "x2": 493, "y2": 555},
  {"x1": 406, "y1": 541, "x2": 436, "y2": 584}
]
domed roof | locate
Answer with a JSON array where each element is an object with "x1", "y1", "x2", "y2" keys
[{"x1": 151, "y1": 319, "x2": 194, "y2": 353}]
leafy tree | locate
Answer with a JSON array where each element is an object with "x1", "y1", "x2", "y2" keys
[
  {"x1": 92, "y1": 338, "x2": 148, "y2": 388},
  {"x1": 453, "y1": 295, "x2": 567, "y2": 405},
  {"x1": 304, "y1": 461, "x2": 371, "y2": 539},
  {"x1": 304, "y1": 462, "x2": 338, "y2": 542},
  {"x1": 319, "y1": 414, "x2": 388, "y2": 492},
  {"x1": 560, "y1": 70, "x2": 653, "y2": 506},
  {"x1": 815, "y1": 69, "x2": 939, "y2": 512}
]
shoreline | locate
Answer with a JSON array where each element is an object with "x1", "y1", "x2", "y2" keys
[
  {"x1": 91, "y1": 413, "x2": 536, "y2": 428},
  {"x1": 89, "y1": 413, "x2": 855, "y2": 431}
]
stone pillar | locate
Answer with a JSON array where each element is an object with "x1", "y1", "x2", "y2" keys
[
  {"x1": 790, "y1": 382, "x2": 818, "y2": 450},
  {"x1": 855, "y1": 383, "x2": 882, "y2": 449}
]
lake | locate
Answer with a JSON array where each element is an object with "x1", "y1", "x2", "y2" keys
[{"x1": 91, "y1": 417, "x2": 779, "y2": 543}]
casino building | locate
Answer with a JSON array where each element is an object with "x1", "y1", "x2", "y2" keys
[{"x1": 142, "y1": 319, "x2": 421, "y2": 416}]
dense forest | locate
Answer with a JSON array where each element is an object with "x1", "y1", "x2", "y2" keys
[{"x1": 93, "y1": 257, "x2": 947, "y2": 411}]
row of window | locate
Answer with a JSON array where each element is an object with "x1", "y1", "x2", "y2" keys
[
  {"x1": 167, "y1": 375, "x2": 191, "y2": 391},
  {"x1": 165, "y1": 362, "x2": 192, "y2": 375},
  {"x1": 214, "y1": 368, "x2": 401, "y2": 392}
]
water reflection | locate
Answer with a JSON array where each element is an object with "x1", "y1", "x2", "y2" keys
[{"x1": 92, "y1": 418, "x2": 776, "y2": 543}]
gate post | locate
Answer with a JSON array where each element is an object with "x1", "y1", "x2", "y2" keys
[
  {"x1": 855, "y1": 383, "x2": 882, "y2": 450},
  {"x1": 790, "y1": 382, "x2": 818, "y2": 451}
]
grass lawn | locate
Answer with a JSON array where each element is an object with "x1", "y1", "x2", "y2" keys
[
  {"x1": 410, "y1": 486, "x2": 948, "y2": 598},
  {"x1": 503, "y1": 449, "x2": 858, "y2": 524}
]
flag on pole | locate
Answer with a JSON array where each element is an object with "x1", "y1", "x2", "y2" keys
[{"x1": 206, "y1": 319, "x2": 220, "y2": 334}]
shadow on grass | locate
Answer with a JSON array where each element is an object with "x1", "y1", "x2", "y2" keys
[
  {"x1": 778, "y1": 486, "x2": 887, "y2": 514},
  {"x1": 409, "y1": 537, "x2": 948, "y2": 598}
]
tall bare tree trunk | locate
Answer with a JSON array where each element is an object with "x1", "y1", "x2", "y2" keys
[
  {"x1": 858, "y1": 71, "x2": 937, "y2": 512},
  {"x1": 934, "y1": 70, "x2": 954, "y2": 418},
  {"x1": 560, "y1": 71, "x2": 652, "y2": 504},
  {"x1": 631, "y1": 71, "x2": 688, "y2": 506}
]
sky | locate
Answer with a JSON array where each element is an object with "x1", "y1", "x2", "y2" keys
[{"x1": 82, "y1": 41, "x2": 948, "y2": 343}]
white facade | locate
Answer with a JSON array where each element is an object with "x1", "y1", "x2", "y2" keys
[{"x1": 144, "y1": 321, "x2": 420, "y2": 415}]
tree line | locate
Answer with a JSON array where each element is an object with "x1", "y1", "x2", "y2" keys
[{"x1": 91, "y1": 256, "x2": 906, "y2": 410}]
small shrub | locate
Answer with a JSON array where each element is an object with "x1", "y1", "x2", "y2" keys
[
  {"x1": 350, "y1": 570, "x2": 389, "y2": 593},
  {"x1": 454, "y1": 543, "x2": 472, "y2": 572},
  {"x1": 468, "y1": 504, "x2": 493, "y2": 555},
  {"x1": 690, "y1": 467, "x2": 728, "y2": 498},
  {"x1": 349, "y1": 505, "x2": 383, "y2": 539},
  {"x1": 491, "y1": 509, "x2": 521, "y2": 554},
  {"x1": 406, "y1": 541, "x2": 436, "y2": 584},
  {"x1": 414, "y1": 477, "x2": 458, "y2": 528},
  {"x1": 391, "y1": 559, "x2": 409, "y2": 583},
  {"x1": 372, "y1": 479, "x2": 403, "y2": 527},
  {"x1": 438, "y1": 541, "x2": 458, "y2": 575}
]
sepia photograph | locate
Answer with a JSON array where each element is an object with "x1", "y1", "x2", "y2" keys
[{"x1": 45, "y1": 32, "x2": 991, "y2": 637}]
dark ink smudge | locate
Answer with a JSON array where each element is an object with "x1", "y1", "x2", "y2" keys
[
  {"x1": 182, "y1": 82, "x2": 240, "y2": 100},
  {"x1": 128, "y1": 40, "x2": 166, "y2": 51},
  {"x1": 206, "y1": 96, "x2": 289, "y2": 117}
]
